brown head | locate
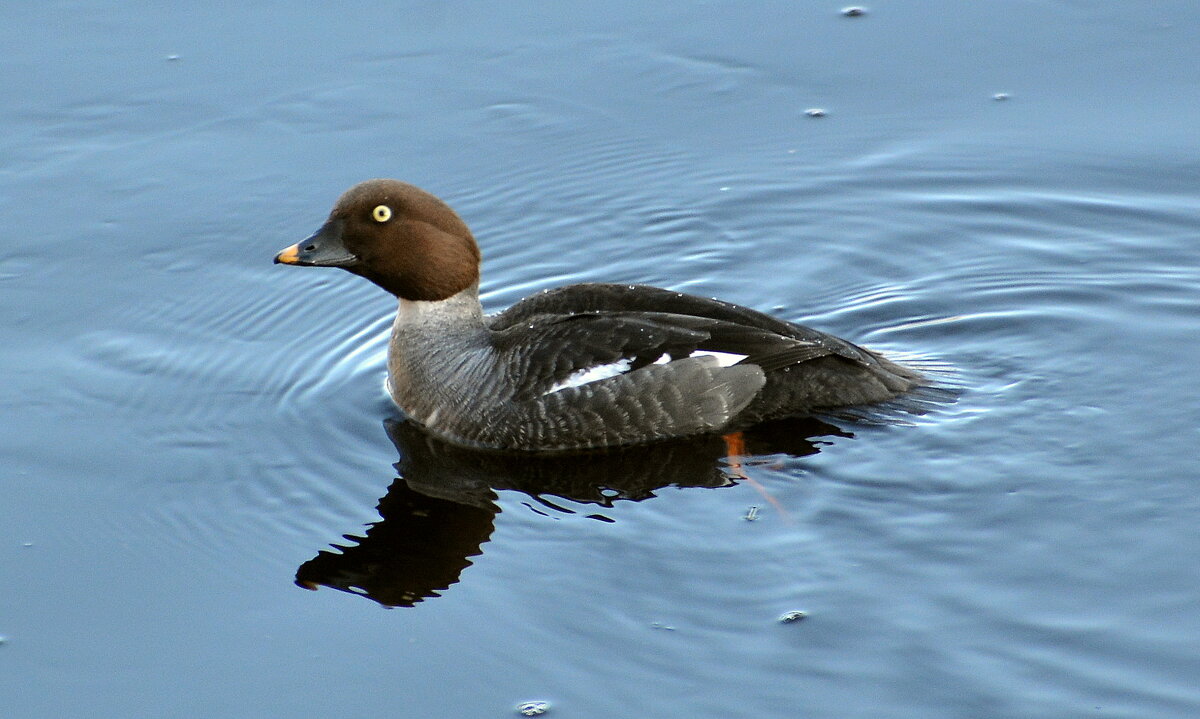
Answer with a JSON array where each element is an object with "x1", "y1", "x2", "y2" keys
[{"x1": 275, "y1": 179, "x2": 481, "y2": 301}]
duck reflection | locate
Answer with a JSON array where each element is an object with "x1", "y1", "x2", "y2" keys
[{"x1": 295, "y1": 416, "x2": 847, "y2": 607}]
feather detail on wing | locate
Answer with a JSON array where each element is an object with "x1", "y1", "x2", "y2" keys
[{"x1": 489, "y1": 282, "x2": 874, "y2": 367}]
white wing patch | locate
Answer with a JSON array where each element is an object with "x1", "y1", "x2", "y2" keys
[
  {"x1": 544, "y1": 358, "x2": 634, "y2": 395},
  {"x1": 689, "y1": 350, "x2": 748, "y2": 367},
  {"x1": 542, "y1": 350, "x2": 750, "y2": 396}
]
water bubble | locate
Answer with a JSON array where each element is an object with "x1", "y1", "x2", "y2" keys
[{"x1": 517, "y1": 700, "x2": 550, "y2": 716}]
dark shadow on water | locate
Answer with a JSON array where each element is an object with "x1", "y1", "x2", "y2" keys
[{"x1": 295, "y1": 416, "x2": 849, "y2": 607}]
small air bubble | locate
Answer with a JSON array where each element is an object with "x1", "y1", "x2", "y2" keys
[
  {"x1": 992, "y1": 92, "x2": 1010, "y2": 101},
  {"x1": 719, "y1": 186, "x2": 731, "y2": 192},
  {"x1": 165, "y1": 54, "x2": 181, "y2": 61},
  {"x1": 517, "y1": 701, "x2": 550, "y2": 716},
  {"x1": 779, "y1": 610, "x2": 809, "y2": 623},
  {"x1": 805, "y1": 108, "x2": 827, "y2": 118}
]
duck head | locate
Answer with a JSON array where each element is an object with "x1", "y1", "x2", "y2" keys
[{"x1": 275, "y1": 179, "x2": 481, "y2": 301}]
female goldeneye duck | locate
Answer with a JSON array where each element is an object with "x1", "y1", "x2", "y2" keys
[{"x1": 275, "y1": 179, "x2": 924, "y2": 451}]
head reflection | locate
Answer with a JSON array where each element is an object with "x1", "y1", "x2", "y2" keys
[{"x1": 296, "y1": 417, "x2": 845, "y2": 607}]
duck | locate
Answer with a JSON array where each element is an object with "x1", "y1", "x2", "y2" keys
[{"x1": 275, "y1": 179, "x2": 924, "y2": 451}]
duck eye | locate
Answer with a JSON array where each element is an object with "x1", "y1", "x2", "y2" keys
[{"x1": 372, "y1": 205, "x2": 392, "y2": 223}]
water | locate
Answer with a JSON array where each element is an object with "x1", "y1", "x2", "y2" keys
[{"x1": 3, "y1": 1, "x2": 1199, "y2": 717}]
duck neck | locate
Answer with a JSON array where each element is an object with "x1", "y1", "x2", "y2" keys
[
  {"x1": 394, "y1": 282, "x2": 485, "y2": 330},
  {"x1": 387, "y1": 282, "x2": 492, "y2": 425}
]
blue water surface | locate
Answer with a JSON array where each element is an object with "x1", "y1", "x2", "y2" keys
[{"x1": 2, "y1": 2, "x2": 1199, "y2": 717}]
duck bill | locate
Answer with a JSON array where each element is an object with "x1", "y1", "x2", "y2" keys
[{"x1": 274, "y1": 219, "x2": 358, "y2": 267}]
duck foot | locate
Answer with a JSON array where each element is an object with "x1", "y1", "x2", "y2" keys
[{"x1": 722, "y1": 431, "x2": 793, "y2": 524}]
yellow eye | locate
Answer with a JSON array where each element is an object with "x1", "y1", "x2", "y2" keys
[{"x1": 372, "y1": 205, "x2": 392, "y2": 222}]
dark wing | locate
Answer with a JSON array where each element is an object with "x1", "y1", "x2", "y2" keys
[
  {"x1": 489, "y1": 311, "x2": 771, "y2": 448},
  {"x1": 490, "y1": 311, "x2": 712, "y2": 401},
  {"x1": 489, "y1": 282, "x2": 874, "y2": 367},
  {"x1": 488, "y1": 285, "x2": 924, "y2": 436},
  {"x1": 490, "y1": 305, "x2": 853, "y2": 403}
]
